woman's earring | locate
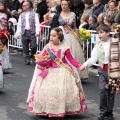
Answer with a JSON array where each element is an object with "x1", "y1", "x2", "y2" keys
[{"x1": 59, "y1": 41, "x2": 61, "y2": 44}]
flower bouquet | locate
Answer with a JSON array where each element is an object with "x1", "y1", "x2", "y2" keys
[
  {"x1": 0, "y1": 42, "x2": 4, "y2": 54},
  {"x1": 0, "y1": 29, "x2": 10, "y2": 40},
  {"x1": 34, "y1": 54, "x2": 51, "y2": 67},
  {"x1": 79, "y1": 28, "x2": 91, "y2": 43}
]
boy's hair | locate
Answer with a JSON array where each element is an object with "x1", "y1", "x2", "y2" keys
[
  {"x1": 52, "y1": 27, "x2": 64, "y2": 42},
  {"x1": 96, "y1": 24, "x2": 111, "y2": 32}
]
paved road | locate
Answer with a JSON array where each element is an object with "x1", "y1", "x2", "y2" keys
[{"x1": 0, "y1": 53, "x2": 120, "y2": 120}]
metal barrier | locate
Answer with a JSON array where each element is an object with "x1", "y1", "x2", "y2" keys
[
  {"x1": 8, "y1": 25, "x2": 115, "y2": 66},
  {"x1": 36, "y1": 25, "x2": 51, "y2": 53},
  {"x1": 8, "y1": 25, "x2": 51, "y2": 53}
]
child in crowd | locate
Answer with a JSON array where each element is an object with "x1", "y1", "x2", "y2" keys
[
  {"x1": 79, "y1": 13, "x2": 89, "y2": 30},
  {"x1": 27, "y1": 27, "x2": 87, "y2": 118},
  {"x1": 80, "y1": 24, "x2": 120, "y2": 120},
  {"x1": 104, "y1": 14, "x2": 114, "y2": 30}
]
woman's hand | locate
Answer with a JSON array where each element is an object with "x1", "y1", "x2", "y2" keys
[
  {"x1": 79, "y1": 65, "x2": 87, "y2": 71},
  {"x1": 37, "y1": 65, "x2": 46, "y2": 70}
]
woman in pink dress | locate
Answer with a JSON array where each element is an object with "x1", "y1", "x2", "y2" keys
[{"x1": 27, "y1": 27, "x2": 87, "y2": 118}]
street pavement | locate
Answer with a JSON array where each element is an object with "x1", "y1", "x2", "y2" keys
[{"x1": 0, "y1": 53, "x2": 120, "y2": 120}]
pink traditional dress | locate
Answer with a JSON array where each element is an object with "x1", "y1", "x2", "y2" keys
[{"x1": 27, "y1": 42, "x2": 87, "y2": 117}]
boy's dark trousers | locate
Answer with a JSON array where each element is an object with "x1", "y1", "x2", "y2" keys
[
  {"x1": 98, "y1": 69, "x2": 115, "y2": 117},
  {"x1": 21, "y1": 31, "x2": 37, "y2": 63}
]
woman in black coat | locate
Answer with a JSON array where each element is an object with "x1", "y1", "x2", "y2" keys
[
  {"x1": 10, "y1": 0, "x2": 20, "y2": 11},
  {"x1": 36, "y1": 0, "x2": 48, "y2": 23}
]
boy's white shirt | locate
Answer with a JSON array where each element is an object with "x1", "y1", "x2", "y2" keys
[{"x1": 83, "y1": 39, "x2": 110, "y2": 67}]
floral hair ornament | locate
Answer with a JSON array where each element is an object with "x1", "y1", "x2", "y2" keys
[
  {"x1": 58, "y1": 30, "x2": 63, "y2": 36},
  {"x1": 79, "y1": 28, "x2": 91, "y2": 43}
]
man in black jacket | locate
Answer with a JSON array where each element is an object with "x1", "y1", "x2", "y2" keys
[
  {"x1": 10, "y1": 0, "x2": 20, "y2": 11},
  {"x1": 73, "y1": 0, "x2": 84, "y2": 28},
  {"x1": 92, "y1": 0, "x2": 104, "y2": 17},
  {"x1": 36, "y1": 0, "x2": 48, "y2": 23}
]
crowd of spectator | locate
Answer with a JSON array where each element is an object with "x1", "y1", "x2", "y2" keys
[
  {"x1": 2, "y1": 0, "x2": 119, "y2": 63},
  {"x1": 3, "y1": 0, "x2": 119, "y2": 35}
]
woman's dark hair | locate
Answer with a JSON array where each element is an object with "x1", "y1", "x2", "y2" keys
[
  {"x1": 61, "y1": 0, "x2": 71, "y2": 9},
  {"x1": 0, "y1": 0, "x2": 11, "y2": 20},
  {"x1": 83, "y1": 0, "x2": 93, "y2": 6},
  {"x1": 96, "y1": 24, "x2": 111, "y2": 32},
  {"x1": 52, "y1": 27, "x2": 64, "y2": 42}
]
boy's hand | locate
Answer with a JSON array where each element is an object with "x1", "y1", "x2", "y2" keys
[{"x1": 79, "y1": 65, "x2": 87, "y2": 71}]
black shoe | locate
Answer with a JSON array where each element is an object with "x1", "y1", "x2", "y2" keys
[
  {"x1": 25, "y1": 60, "x2": 30, "y2": 65},
  {"x1": 98, "y1": 113, "x2": 107, "y2": 120},
  {"x1": 98, "y1": 115, "x2": 104, "y2": 120},
  {"x1": 107, "y1": 112, "x2": 114, "y2": 120},
  {"x1": 107, "y1": 115, "x2": 114, "y2": 120},
  {"x1": 30, "y1": 56, "x2": 35, "y2": 64}
]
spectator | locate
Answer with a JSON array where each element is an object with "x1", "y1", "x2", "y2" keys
[
  {"x1": 114, "y1": 12, "x2": 120, "y2": 24},
  {"x1": 10, "y1": 0, "x2": 20, "y2": 11},
  {"x1": 105, "y1": 0, "x2": 118, "y2": 17},
  {"x1": 103, "y1": 0, "x2": 118, "y2": 12},
  {"x1": 49, "y1": 0, "x2": 57, "y2": 13},
  {"x1": 83, "y1": 0, "x2": 94, "y2": 16},
  {"x1": 97, "y1": 13, "x2": 104, "y2": 25},
  {"x1": 3, "y1": 0, "x2": 11, "y2": 10},
  {"x1": 111, "y1": 22, "x2": 119, "y2": 32},
  {"x1": 36, "y1": 0, "x2": 48, "y2": 23},
  {"x1": 88, "y1": 15, "x2": 98, "y2": 30},
  {"x1": 84, "y1": 15, "x2": 98, "y2": 59},
  {"x1": 11, "y1": 10, "x2": 19, "y2": 22},
  {"x1": 73, "y1": 0, "x2": 85, "y2": 28},
  {"x1": 79, "y1": 14, "x2": 89, "y2": 30},
  {"x1": 114, "y1": 2, "x2": 120, "y2": 24},
  {"x1": 54, "y1": 0, "x2": 61, "y2": 13},
  {"x1": 33, "y1": 2, "x2": 37, "y2": 12},
  {"x1": 92, "y1": 0, "x2": 104, "y2": 17},
  {"x1": 104, "y1": 14, "x2": 114, "y2": 29}
]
